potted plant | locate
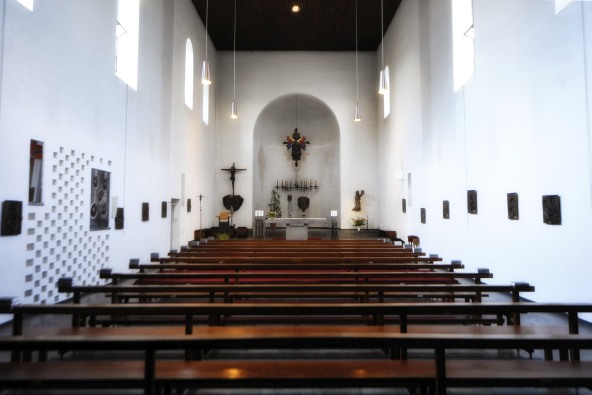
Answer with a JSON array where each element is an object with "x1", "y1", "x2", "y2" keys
[
  {"x1": 352, "y1": 216, "x2": 367, "y2": 231},
  {"x1": 216, "y1": 232, "x2": 231, "y2": 240},
  {"x1": 267, "y1": 190, "x2": 282, "y2": 229}
]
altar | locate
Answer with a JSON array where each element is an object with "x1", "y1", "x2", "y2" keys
[{"x1": 267, "y1": 217, "x2": 328, "y2": 240}]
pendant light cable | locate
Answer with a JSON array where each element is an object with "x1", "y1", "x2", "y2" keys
[
  {"x1": 354, "y1": 0, "x2": 361, "y2": 121},
  {"x1": 231, "y1": 0, "x2": 238, "y2": 118}
]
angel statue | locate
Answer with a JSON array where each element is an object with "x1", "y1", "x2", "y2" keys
[{"x1": 283, "y1": 128, "x2": 310, "y2": 167}]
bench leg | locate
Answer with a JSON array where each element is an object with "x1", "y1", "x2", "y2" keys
[{"x1": 435, "y1": 348, "x2": 447, "y2": 395}]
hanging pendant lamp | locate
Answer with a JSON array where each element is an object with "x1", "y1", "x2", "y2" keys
[
  {"x1": 354, "y1": 0, "x2": 361, "y2": 122},
  {"x1": 201, "y1": 0, "x2": 212, "y2": 85},
  {"x1": 378, "y1": 0, "x2": 388, "y2": 94}
]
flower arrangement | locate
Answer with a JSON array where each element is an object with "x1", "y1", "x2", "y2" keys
[
  {"x1": 267, "y1": 190, "x2": 282, "y2": 218},
  {"x1": 216, "y1": 232, "x2": 231, "y2": 240},
  {"x1": 352, "y1": 217, "x2": 367, "y2": 227}
]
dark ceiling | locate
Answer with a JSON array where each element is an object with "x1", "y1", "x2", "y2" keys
[{"x1": 190, "y1": 0, "x2": 402, "y2": 51}]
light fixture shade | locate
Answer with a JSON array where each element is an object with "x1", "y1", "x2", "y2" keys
[
  {"x1": 201, "y1": 60, "x2": 211, "y2": 85},
  {"x1": 231, "y1": 100, "x2": 238, "y2": 119},
  {"x1": 378, "y1": 70, "x2": 388, "y2": 94},
  {"x1": 354, "y1": 102, "x2": 361, "y2": 122}
]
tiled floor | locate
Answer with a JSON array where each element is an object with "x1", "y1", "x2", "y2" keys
[{"x1": 1, "y1": 229, "x2": 592, "y2": 394}]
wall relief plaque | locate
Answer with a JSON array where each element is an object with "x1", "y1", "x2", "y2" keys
[
  {"x1": 1, "y1": 200, "x2": 22, "y2": 236},
  {"x1": 542, "y1": 195, "x2": 561, "y2": 225},
  {"x1": 115, "y1": 208, "x2": 124, "y2": 230},
  {"x1": 161, "y1": 201, "x2": 167, "y2": 218},
  {"x1": 90, "y1": 168, "x2": 110, "y2": 230},
  {"x1": 142, "y1": 202, "x2": 149, "y2": 222},
  {"x1": 507, "y1": 193, "x2": 519, "y2": 220},
  {"x1": 467, "y1": 190, "x2": 478, "y2": 214}
]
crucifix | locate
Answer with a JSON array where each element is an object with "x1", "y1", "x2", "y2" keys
[{"x1": 221, "y1": 162, "x2": 246, "y2": 196}]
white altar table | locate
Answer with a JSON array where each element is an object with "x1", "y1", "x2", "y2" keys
[{"x1": 267, "y1": 218, "x2": 328, "y2": 240}]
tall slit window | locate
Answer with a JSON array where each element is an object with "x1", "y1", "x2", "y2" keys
[
  {"x1": 29, "y1": 140, "x2": 43, "y2": 204},
  {"x1": 203, "y1": 86, "x2": 209, "y2": 125},
  {"x1": 555, "y1": 0, "x2": 573, "y2": 14},
  {"x1": 452, "y1": 0, "x2": 474, "y2": 92},
  {"x1": 16, "y1": 0, "x2": 34, "y2": 11},
  {"x1": 115, "y1": 0, "x2": 139, "y2": 90},
  {"x1": 185, "y1": 39, "x2": 194, "y2": 110},
  {"x1": 383, "y1": 66, "x2": 391, "y2": 118}
]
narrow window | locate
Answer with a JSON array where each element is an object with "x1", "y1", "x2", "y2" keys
[
  {"x1": 16, "y1": 0, "x2": 33, "y2": 11},
  {"x1": 407, "y1": 173, "x2": 412, "y2": 207},
  {"x1": 555, "y1": 0, "x2": 573, "y2": 14},
  {"x1": 29, "y1": 140, "x2": 43, "y2": 204},
  {"x1": 185, "y1": 39, "x2": 194, "y2": 109},
  {"x1": 452, "y1": 0, "x2": 474, "y2": 92},
  {"x1": 115, "y1": 0, "x2": 139, "y2": 90},
  {"x1": 203, "y1": 85, "x2": 209, "y2": 125},
  {"x1": 383, "y1": 66, "x2": 391, "y2": 118}
]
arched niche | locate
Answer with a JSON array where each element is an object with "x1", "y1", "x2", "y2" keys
[{"x1": 253, "y1": 94, "x2": 340, "y2": 221}]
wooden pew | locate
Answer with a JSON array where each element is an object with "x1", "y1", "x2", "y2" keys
[
  {"x1": 2, "y1": 330, "x2": 592, "y2": 395},
  {"x1": 57, "y1": 281, "x2": 532, "y2": 305},
  {"x1": 13, "y1": 300, "x2": 591, "y2": 339},
  {"x1": 98, "y1": 269, "x2": 492, "y2": 286},
  {"x1": 158, "y1": 256, "x2": 443, "y2": 264},
  {"x1": 168, "y1": 246, "x2": 425, "y2": 256},
  {"x1": 129, "y1": 261, "x2": 465, "y2": 273}
]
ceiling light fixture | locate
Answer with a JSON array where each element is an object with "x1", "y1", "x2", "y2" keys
[
  {"x1": 378, "y1": 0, "x2": 388, "y2": 94},
  {"x1": 354, "y1": 0, "x2": 361, "y2": 122},
  {"x1": 201, "y1": 0, "x2": 211, "y2": 85},
  {"x1": 292, "y1": 4, "x2": 300, "y2": 13},
  {"x1": 231, "y1": 0, "x2": 238, "y2": 119}
]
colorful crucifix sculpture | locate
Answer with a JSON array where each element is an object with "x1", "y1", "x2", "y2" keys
[{"x1": 283, "y1": 128, "x2": 310, "y2": 167}]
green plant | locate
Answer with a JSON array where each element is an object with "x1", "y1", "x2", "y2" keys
[
  {"x1": 216, "y1": 233, "x2": 231, "y2": 240},
  {"x1": 267, "y1": 190, "x2": 282, "y2": 218},
  {"x1": 352, "y1": 217, "x2": 367, "y2": 227}
]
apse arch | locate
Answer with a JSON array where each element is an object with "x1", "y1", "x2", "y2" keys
[{"x1": 253, "y1": 93, "x2": 340, "y2": 221}]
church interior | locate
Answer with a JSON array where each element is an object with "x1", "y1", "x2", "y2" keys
[{"x1": 1, "y1": 0, "x2": 592, "y2": 393}]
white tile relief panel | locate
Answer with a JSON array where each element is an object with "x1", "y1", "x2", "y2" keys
[{"x1": 24, "y1": 147, "x2": 111, "y2": 304}]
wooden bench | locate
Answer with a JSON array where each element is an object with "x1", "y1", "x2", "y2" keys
[
  {"x1": 170, "y1": 250, "x2": 427, "y2": 258},
  {"x1": 129, "y1": 261, "x2": 464, "y2": 272},
  {"x1": 157, "y1": 255, "x2": 443, "y2": 264},
  {"x1": 2, "y1": 330, "x2": 592, "y2": 395},
  {"x1": 57, "y1": 281, "x2": 533, "y2": 305},
  {"x1": 11, "y1": 300, "x2": 591, "y2": 340},
  {"x1": 98, "y1": 269, "x2": 492, "y2": 286}
]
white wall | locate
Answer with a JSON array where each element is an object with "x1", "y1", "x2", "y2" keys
[
  {"x1": 214, "y1": 51, "x2": 379, "y2": 229},
  {"x1": 380, "y1": 0, "x2": 592, "y2": 318},
  {"x1": 0, "y1": 0, "x2": 215, "y2": 323}
]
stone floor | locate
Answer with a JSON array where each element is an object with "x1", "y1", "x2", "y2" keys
[{"x1": 1, "y1": 228, "x2": 592, "y2": 394}]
